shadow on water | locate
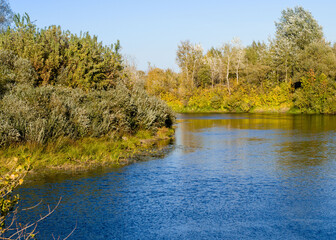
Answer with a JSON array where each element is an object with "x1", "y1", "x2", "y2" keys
[{"x1": 14, "y1": 113, "x2": 336, "y2": 239}]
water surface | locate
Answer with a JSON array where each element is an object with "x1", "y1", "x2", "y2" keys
[{"x1": 16, "y1": 113, "x2": 336, "y2": 239}]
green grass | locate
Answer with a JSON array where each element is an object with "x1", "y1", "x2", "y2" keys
[{"x1": 0, "y1": 128, "x2": 175, "y2": 174}]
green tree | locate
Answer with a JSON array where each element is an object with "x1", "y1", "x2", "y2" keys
[
  {"x1": 145, "y1": 67, "x2": 179, "y2": 96},
  {"x1": 231, "y1": 37, "x2": 245, "y2": 85},
  {"x1": 176, "y1": 40, "x2": 203, "y2": 90},
  {"x1": 244, "y1": 41, "x2": 272, "y2": 85},
  {"x1": 196, "y1": 64, "x2": 211, "y2": 88},
  {"x1": 204, "y1": 49, "x2": 221, "y2": 88},
  {"x1": 294, "y1": 71, "x2": 336, "y2": 113},
  {"x1": 297, "y1": 40, "x2": 336, "y2": 80},
  {"x1": 0, "y1": 49, "x2": 37, "y2": 97},
  {"x1": 0, "y1": 0, "x2": 12, "y2": 30},
  {"x1": 271, "y1": 6, "x2": 323, "y2": 82},
  {"x1": 0, "y1": 13, "x2": 123, "y2": 89}
]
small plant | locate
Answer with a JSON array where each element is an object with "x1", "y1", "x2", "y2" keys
[{"x1": 0, "y1": 160, "x2": 75, "y2": 239}]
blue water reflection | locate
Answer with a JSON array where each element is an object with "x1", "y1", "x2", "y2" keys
[{"x1": 16, "y1": 113, "x2": 336, "y2": 239}]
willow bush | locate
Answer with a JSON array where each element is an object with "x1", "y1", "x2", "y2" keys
[
  {"x1": 0, "y1": 83, "x2": 174, "y2": 147},
  {"x1": 0, "y1": 13, "x2": 175, "y2": 148}
]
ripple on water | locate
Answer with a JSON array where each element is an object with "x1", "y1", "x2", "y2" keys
[{"x1": 15, "y1": 113, "x2": 336, "y2": 239}]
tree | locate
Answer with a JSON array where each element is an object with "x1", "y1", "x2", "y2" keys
[
  {"x1": 231, "y1": 37, "x2": 245, "y2": 84},
  {"x1": 218, "y1": 41, "x2": 236, "y2": 95},
  {"x1": 196, "y1": 64, "x2": 211, "y2": 88},
  {"x1": 223, "y1": 43, "x2": 232, "y2": 94},
  {"x1": 0, "y1": 0, "x2": 12, "y2": 30},
  {"x1": 206, "y1": 44, "x2": 232, "y2": 93},
  {"x1": 204, "y1": 51, "x2": 221, "y2": 88},
  {"x1": 271, "y1": 37, "x2": 292, "y2": 82},
  {"x1": 122, "y1": 54, "x2": 145, "y2": 86},
  {"x1": 275, "y1": 6, "x2": 323, "y2": 50},
  {"x1": 297, "y1": 40, "x2": 336, "y2": 80},
  {"x1": 145, "y1": 66, "x2": 179, "y2": 96},
  {"x1": 0, "y1": 13, "x2": 123, "y2": 89},
  {"x1": 0, "y1": 49, "x2": 38, "y2": 94},
  {"x1": 293, "y1": 71, "x2": 336, "y2": 113},
  {"x1": 244, "y1": 41, "x2": 272, "y2": 85},
  {"x1": 176, "y1": 40, "x2": 203, "y2": 90},
  {"x1": 272, "y1": 6, "x2": 324, "y2": 82}
]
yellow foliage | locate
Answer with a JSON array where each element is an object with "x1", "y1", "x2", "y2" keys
[
  {"x1": 160, "y1": 92, "x2": 183, "y2": 112},
  {"x1": 159, "y1": 80, "x2": 293, "y2": 113}
]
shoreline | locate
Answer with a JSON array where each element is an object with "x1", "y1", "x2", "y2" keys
[
  {"x1": 0, "y1": 127, "x2": 175, "y2": 176},
  {"x1": 171, "y1": 106, "x2": 328, "y2": 115}
]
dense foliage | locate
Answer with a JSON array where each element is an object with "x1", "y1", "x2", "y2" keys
[
  {"x1": 144, "y1": 6, "x2": 336, "y2": 114},
  {"x1": 0, "y1": 0, "x2": 12, "y2": 30},
  {"x1": 0, "y1": 82, "x2": 174, "y2": 147},
  {"x1": 0, "y1": 13, "x2": 123, "y2": 89},
  {"x1": 0, "y1": 13, "x2": 174, "y2": 148}
]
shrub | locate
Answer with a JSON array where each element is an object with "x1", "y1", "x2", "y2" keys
[
  {"x1": 293, "y1": 71, "x2": 336, "y2": 113},
  {"x1": 0, "y1": 14, "x2": 123, "y2": 89},
  {"x1": 0, "y1": 49, "x2": 37, "y2": 96},
  {"x1": 0, "y1": 83, "x2": 175, "y2": 147}
]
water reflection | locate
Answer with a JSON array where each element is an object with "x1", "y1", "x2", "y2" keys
[
  {"x1": 177, "y1": 113, "x2": 336, "y2": 169},
  {"x1": 175, "y1": 114, "x2": 336, "y2": 238},
  {"x1": 15, "y1": 113, "x2": 336, "y2": 239},
  {"x1": 177, "y1": 113, "x2": 336, "y2": 132}
]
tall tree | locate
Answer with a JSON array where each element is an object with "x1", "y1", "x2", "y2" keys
[
  {"x1": 231, "y1": 37, "x2": 245, "y2": 84},
  {"x1": 245, "y1": 41, "x2": 272, "y2": 85},
  {"x1": 0, "y1": 0, "x2": 12, "y2": 29},
  {"x1": 219, "y1": 42, "x2": 234, "y2": 94},
  {"x1": 176, "y1": 40, "x2": 203, "y2": 90},
  {"x1": 297, "y1": 40, "x2": 336, "y2": 80},
  {"x1": 0, "y1": 13, "x2": 123, "y2": 89},
  {"x1": 271, "y1": 6, "x2": 324, "y2": 82},
  {"x1": 204, "y1": 52, "x2": 221, "y2": 88}
]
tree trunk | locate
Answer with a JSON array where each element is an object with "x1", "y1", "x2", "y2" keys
[
  {"x1": 285, "y1": 58, "x2": 288, "y2": 83},
  {"x1": 236, "y1": 61, "x2": 240, "y2": 84},
  {"x1": 226, "y1": 57, "x2": 231, "y2": 95}
]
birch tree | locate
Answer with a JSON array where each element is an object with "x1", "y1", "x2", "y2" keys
[
  {"x1": 271, "y1": 37, "x2": 293, "y2": 82},
  {"x1": 176, "y1": 40, "x2": 203, "y2": 89},
  {"x1": 204, "y1": 52, "x2": 221, "y2": 88},
  {"x1": 232, "y1": 37, "x2": 245, "y2": 84},
  {"x1": 220, "y1": 42, "x2": 234, "y2": 94}
]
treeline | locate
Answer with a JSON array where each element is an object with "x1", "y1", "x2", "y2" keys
[
  {"x1": 0, "y1": 14, "x2": 174, "y2": 147},
  {"x1": 0, "y1": 13, "x2": 123, "y2": 89},
  {"x1": 144, "y1": 6, "x2": 336, "y2": 114}
]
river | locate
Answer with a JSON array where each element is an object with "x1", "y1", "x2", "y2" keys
[{"x1": 16, "y1": 113, "x2": 336, "y2": 239}]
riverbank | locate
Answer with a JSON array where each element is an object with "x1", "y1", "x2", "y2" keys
[
  {"x1": 158, "y1": 73, "x2": 336, "y2": 115},
  {"x1": 14, "y1": 113, "x2": 336, "y2": 239},
  {"x1": 0, "y1": 127, "x2": 174, "y2": 175},
  {"x1": 168, "y1": 104, "x2": 303, "y2": 114}
]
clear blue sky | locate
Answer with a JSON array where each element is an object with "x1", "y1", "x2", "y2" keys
[{"x1": 9, "y1": 0, "x2": 336, "y2": 71}]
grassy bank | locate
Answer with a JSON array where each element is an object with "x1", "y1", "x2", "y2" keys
[
  {"x1": 0, "y1": 15, "x2": 176, "y2": 177},
  {"x1": 0, "y1": 127, "x2": 174, "y2": 174},
  {"x1": 0, "y1": 83, "x2": 175, "y2": 174}
]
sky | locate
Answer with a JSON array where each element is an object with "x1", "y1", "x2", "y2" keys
[{"x1": 8, "y1": 0, "x2": 336, "y2": 71}]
